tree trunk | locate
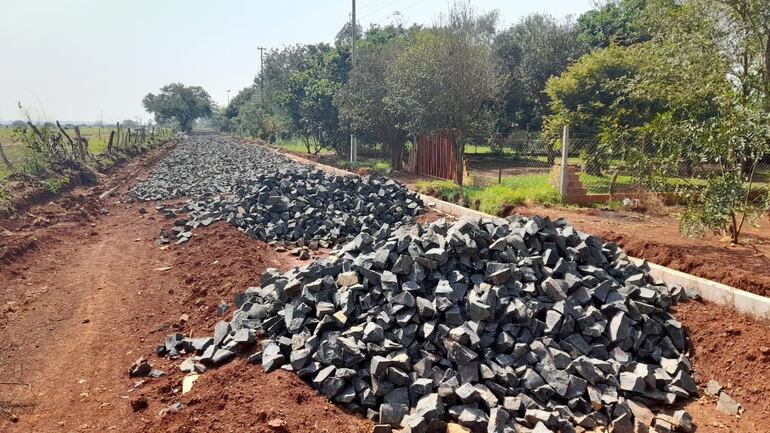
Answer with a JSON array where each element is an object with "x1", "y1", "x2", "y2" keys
[
  {"x1": 546, "y1": 142, "x2": 556, "y2": 166},
  {"x1": 764, "y1": 34, "x2": 770, "y2": 108},
  {"x1": 389, "y1": 138, "x2": 405, "y2": 171},
  {"x1": 453, "y1": 135, "x2": 465, "y2": 186}
]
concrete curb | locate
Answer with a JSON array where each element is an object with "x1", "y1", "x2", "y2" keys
[
  {"x1": 629, "y1": 258, "x2": 770, "y2": 320},
  {"x1": 278, "y1": 148, "x2": 770, "y2": 320}
]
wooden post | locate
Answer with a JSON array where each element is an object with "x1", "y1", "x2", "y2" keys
[
  {"x1": 56, "y1": 121, "x2": 76, "y2": 157},
  {"x1": 116, "y1": 122, "x2": 121, "y2": 148},
  {"x1": 560, "y1": 125, "x2": 570, "y2": 199},
  {"x1": 127, "y1": 129, "x2": 132, "y2": 147},
  {"x1": 0, "y1": 140, "x2": 14, "y2": 171},
  {"x1": 74, "y1": 126, "x2": 87, "y2": 158},
  {"x1": 107, "y1": 130, "x2": 115, "y2": 153}
]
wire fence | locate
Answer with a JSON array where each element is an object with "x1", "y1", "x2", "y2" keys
[
  {"x1": 0, "y1": 123, "x2": 172, "y2": 180},
  {"x1": 462, "y1": 129, "x2": 770, "y2": 205}
]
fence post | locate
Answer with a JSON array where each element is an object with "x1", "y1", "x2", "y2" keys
[{"x1": 560, "y1": 125, "x2": 570, "y2": 200}]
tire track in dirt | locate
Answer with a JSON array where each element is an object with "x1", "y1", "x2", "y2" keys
[{"x1": 1, "y1": 208, "x2": 174, "y2": 432}]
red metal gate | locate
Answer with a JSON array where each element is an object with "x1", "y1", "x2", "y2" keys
[{"x1": 405, "y1": 134, "x2": 464, "y2": 181}]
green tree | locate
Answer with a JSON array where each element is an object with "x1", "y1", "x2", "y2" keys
[
  {"x1": 142, "y1": 83, "x2": 213, "y2": 132},
  {"x1": 628, "y1": 0, "x2": 770, "y2": 242},
  {"x1": 336, "y1": 40, "x2": 412, "y2": 170},
  {"x1": 389, "y1": 3, "x2": 507, "y2": 185},
  {"x1": 577, "y1": 0, "x2": 650, "y2": 49},
  {"x1": 259, "y1": 43, "x2": 332, "y2": 108},
  {"x1": 494, "y1": 13, "x2": 585, "y2": 162},
  {"x1": 543, "y1": 45, "x2": 663, "y2": 175},
  {"x1": 224, "y1": 85, "x2": 259, "y2": 121},
  {"x1": 279, "y1": 45, "x2": 351, "y2": 155}
]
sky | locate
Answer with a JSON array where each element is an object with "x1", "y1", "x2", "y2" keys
[{"x1": 0, "y1": 0, "x2": 593, "y2": 123}]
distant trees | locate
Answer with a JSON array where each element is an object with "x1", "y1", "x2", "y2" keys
[{"x1": 143, "y1": 83, "x2": 213, "y2": 132}]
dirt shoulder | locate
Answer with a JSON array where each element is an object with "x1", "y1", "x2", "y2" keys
[{"x1": 0, "y1": 150, "x2": 366, "y2": 432}]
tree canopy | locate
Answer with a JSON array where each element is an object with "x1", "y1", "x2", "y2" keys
[
  {"x1": 206, "y1": 0, "x2": 770, "y2": 242},
  {"x1": 336, "y1": 40, "x2": 411, "y2": 169},
  {"x1": 495, "y1": 13, "x2": 585, "y2": 132},
  {"x1": 142, "y1": 83, "x2": 213, "y2": 132}
]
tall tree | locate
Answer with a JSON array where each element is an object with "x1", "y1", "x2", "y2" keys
[
  {"x1": 143, "y1": 83, "x2": 213, "y2": 132},
  {"x1": 629, "y1": 0, "x2": 770, "y2": 242},
  {"x1": 543, "y1": 45, "x2": 662, "y2": 175},
  {"x1": 281, "y1": 48, "x2": 350, "y2": 156},
  {"x1": 390, "y1": 3, "x2": 507, "y2": 185},
  {"x1": 336, "y1": 40, "x2": 412, "y2": 170},
  {"x1": 494, "y1": 13, "x2": 585, "y2": 134}
]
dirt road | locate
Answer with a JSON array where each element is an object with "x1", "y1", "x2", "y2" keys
[
  {"x1": 0, "y1": 149, "x2": 367, "y2": 433},
  {"x1": 1, "y1": 145, "x2": 769, "y2": 432}
]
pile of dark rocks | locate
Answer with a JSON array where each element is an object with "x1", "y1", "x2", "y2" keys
[
  {"x1": 159, "y1": 215, "x2": 698, "y2": 433},
  {"x1": 132, "y1": 134, "x2": 423, "y2": 247},
  {"x1": 132, "y1": 134, "x2": 289, "y2": 200}
]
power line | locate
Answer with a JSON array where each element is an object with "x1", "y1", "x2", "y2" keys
[
  {"x1": 399, "y1": 0, "x2": 427, "y2": 13},
  {"x1": 360, "y1": 0, "x2": 404, "y2": 19},
  {"x1": 357, "y1": 0, "x2": 380, "y2": 12}
]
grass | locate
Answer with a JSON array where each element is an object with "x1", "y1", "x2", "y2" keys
[
  {"x1": 273, "y1": 138, "x2": 334, "y2": 155},
  {"x1": 415, "y1": 175, "x2": 558, "y2": 215},
  {"x1": 336, "y1": 159, "x2": 391, "y2": 173},
  {"x1": 578, "y1": 172, "x2": 714, "y2": 194},
  {"x1": 579, "y1": 173, "x2": 636, "y2": 194},
  {"x1": 414, "y1": 180, "x2": 477, "y2": 204},
  {"x1": 476, "y1": 175, "x2": 559, "y2": 213}
]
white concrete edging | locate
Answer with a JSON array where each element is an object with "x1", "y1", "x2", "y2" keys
[{"x1": 278, "y1": 147, "x2": 770, "y2": 321}]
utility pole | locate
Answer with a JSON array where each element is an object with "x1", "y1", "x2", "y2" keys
[
  {"x1": 257, "y1": 46, "x2": 266, "y2": 105},
  {"x1": 226, "y1": 89, "x2": 231, "y2": 106},
  {"x1": 350, "y1": 0, "x2": 358, "y2": 162}
]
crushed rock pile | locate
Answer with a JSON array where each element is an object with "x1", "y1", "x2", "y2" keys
[
  {"x1": 131, "y1": 134, "x2": 423, "y2": 248},
  {"x1": 158, "y1": 215, "x2": 698, "y2": 433},
  {"x1": 131, "y1": 134, "x2": 289, "y2": 200}
]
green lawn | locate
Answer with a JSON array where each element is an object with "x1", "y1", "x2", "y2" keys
[
  {"x1": 578, "y1": 172, "x2": 715, "y2": 194},
  {"x1": 415, "y1": 175, "x2": 558, "y2": 215}
]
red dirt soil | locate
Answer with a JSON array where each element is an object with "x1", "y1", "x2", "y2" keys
[{"x1": 1, "y1": 146, "x2": 769, "y2": 432}]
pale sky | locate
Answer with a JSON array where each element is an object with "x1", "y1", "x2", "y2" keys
[{"x1": 0, "y1": 0, "x2": 592, "y2": 123}]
